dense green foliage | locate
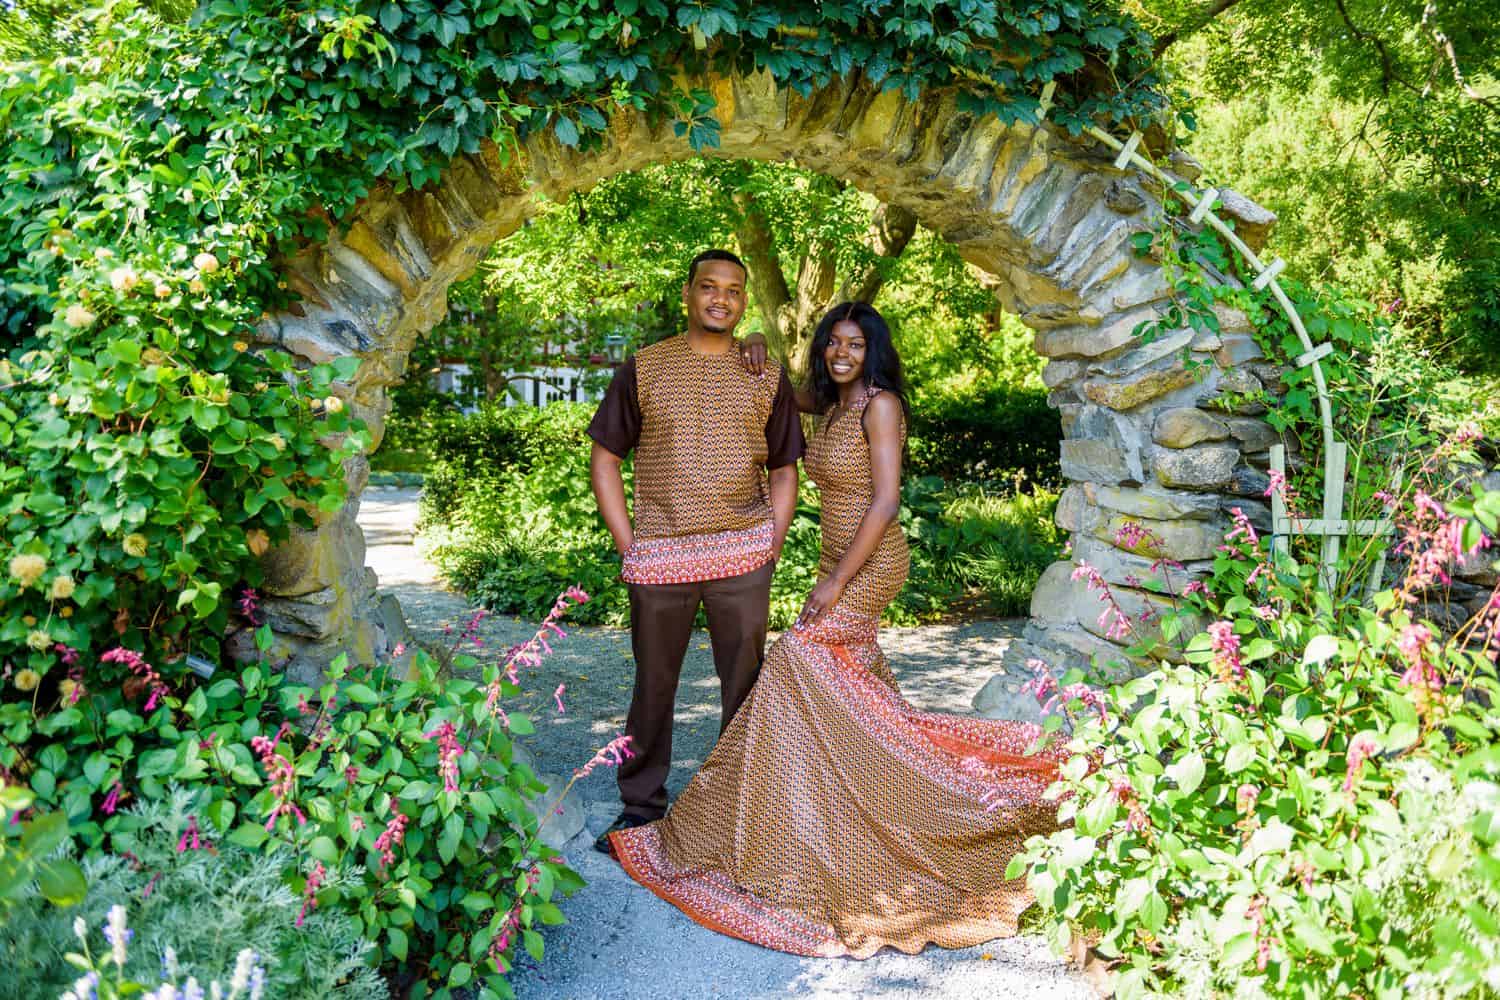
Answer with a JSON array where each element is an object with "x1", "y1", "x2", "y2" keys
[
  {"x1": 2, "y1": 790, "x2": 384, "y2": 999},
  {"x1": 907, "y1": 384, "x2": 1060, "y2": 485},
  {"x1": 1012, "y1": 468, "x2": 1500, "y2": 999},
  {"x1": 1146, "y1": 0, "x2": 1500, "y2": 370},
  {"x1": 413, "y1": 402, "x2": 1063, "y2": 627},
  {"x1": 2, "y1": 616, "x2": 584, "y2": 997}
]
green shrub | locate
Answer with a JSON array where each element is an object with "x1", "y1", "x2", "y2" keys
[
  {"x1": 414, "y1": 403, "x2": 595, "y2": 525},
  {"x1": 0, "y1": 614, "x2": 588, "y2": 997},
  {"x1": 1, "y1": 789, "x2": 384, "y2": 1000},
  {"x1": 1009, "y1": 473, "x2": 1500, "y2": 999},
  {"x1": 907, "y1": 384, "x2": 1062, "y2": 485}
]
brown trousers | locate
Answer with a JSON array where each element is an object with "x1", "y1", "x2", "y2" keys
[{"x1": 618, "y1": 561, "x2": 775, "y2": 821}]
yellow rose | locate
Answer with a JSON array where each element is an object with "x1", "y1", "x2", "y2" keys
[
  {"x1": 233, "y1": 341, "x2": 248, "y2": 352},
  {"x1": 48, "y1": 393, "x2": 62, "y2": 406},
  {"x1": 64, "y1": 304, "x2": 96, "y2": 328},
  {"x1": 60, "y1": 607, "x2": 73, "y2": 619},
  {"x1": 50, "y1": 575, "x2": 75, "y2": 600},
  {"x1": 26, "y1": 629, "x2": 51, "y2": 651},
  {"x1": 58, "y1": 679, "x2": 79, "y2": 701},
  {"x1": 142, "y1": 347, "x2": 167, "y2": 366},
  {"x1": 13, "y1": 669, "x2": 40, "y2": 692},
  {"x1": 268, "y1": 433, "x2": 286, "y2": 452},
  {"x1": 193, "y1": 252, "x2": 220, "y2": 274},
  {"x1": 22, "y1": 614, "x2": 36, "y2": 627},
  {"x1": 123, "y1": 534, "x2": 148, "y2": 558},
  {"x1": 8, "y1": 553, "x2": 46, "y2": 588},
  {"x1": 323, "y1": 396, "x2": 344, "y2": 414},
  {"x1": 154, "y1": 283, "x2": 172, "y2": 299},
  {"x1": 189, "y1": 279, "x2": 206, "y2": 294},
  {"x1": 109, "y1": 266, "x2": 139, "y2": 292}
]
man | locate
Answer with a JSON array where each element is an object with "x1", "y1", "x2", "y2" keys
[{"x1": 587, "y1": 249, "x2": 804, "y2": 853}]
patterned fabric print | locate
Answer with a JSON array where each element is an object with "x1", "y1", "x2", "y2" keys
[
  {"x1": 632, "y1": 335, "x2": 779, "y2": 543},
  {"x1": 620, "y1": 521, "x2": 776, "y2": 585},
  {"x1": 803, "y1": 385, "x2": 909, "y2": 618},
  {"x1": 613, "y1": 381, "x2": 1066, "y2": 958}
]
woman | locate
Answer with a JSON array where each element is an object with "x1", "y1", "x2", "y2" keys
[{"x1": 609, "y1": 302, "x2": 1066, "y2": 958}]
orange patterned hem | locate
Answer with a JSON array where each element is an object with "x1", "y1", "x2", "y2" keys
[
  {"x1": 621, "y1": 521, "x2": 775, "y2": 585},
  {"x1": 611, "y1": 823, "x2": 847, "y2": 957},
  {"x1": 610, "y1": 819, "x2": 1031, "y2": 959}
]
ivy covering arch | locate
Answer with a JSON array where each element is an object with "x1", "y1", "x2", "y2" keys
[{"x1": 1, "y1": 0, "x2": 1332, "y2": 702}]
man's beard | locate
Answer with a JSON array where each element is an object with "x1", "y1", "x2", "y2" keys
[{"x1": 699, "y1": 312, "x2": 735, "y2": 333}]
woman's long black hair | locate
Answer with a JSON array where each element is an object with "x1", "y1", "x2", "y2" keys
[{"x1": 806, "y1": 301, "x2": 908, "y2": 416}]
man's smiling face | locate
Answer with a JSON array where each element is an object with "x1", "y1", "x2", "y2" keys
[{"x1": 682, "y1": 259, "x2": 748, "y2": 336}]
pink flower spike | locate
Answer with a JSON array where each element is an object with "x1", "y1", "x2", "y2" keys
[
  {"x1": 553, "y1": 683, "x2": 566, "y2": 714},
  {"x1": 1207, "y1": 620, "x2": 1244, "y2": 681},
  {"x1": 425, "y1": 721, "x2": 466, "y2": 793},
  {"x1": 296, "y1": 862, "x2": 326, "y2": 928},
  {"x1": 1343, "y1": 734, "x2": 1379, "y2": 793},
  {"x1": 574, "y1": 734, "x2": 636, "y2": 779},
  {"x1": 176, "y1": 815, "x2": 203, "y2": 853}
]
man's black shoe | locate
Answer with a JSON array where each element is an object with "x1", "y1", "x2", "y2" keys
[{"x1": 594, "y1": 813, "x2": 651, "y2": 856}]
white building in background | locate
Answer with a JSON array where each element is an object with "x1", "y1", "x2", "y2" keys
[{"x1": 432, "y1": 334, "x2": 630, "y2": 412}]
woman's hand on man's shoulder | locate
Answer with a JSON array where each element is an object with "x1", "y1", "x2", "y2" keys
[{"x1": 738, "y1": 333, "x2": 769, "y2": 376}]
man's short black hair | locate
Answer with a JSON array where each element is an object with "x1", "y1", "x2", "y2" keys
[{"x1": 686, "y1": 249, "x2": 747, "y2": 284}]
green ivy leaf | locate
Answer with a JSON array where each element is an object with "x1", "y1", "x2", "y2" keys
[
  {"x1": 388, "y1": 926, "x2": 408, "y2": 961},
  {"x1": 1166, "y1": 752, "x2": 1205, "y2": 795},
  {"x1": 226, "y1": 822, "x2": 269, "y2": 849}
]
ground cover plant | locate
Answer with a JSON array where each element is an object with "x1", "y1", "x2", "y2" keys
[{"x1": 2, "y1": 789, "x2": 384, "y2": 999}]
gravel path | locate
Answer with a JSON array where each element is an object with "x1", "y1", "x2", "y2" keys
[{"x1": 359, "y1": 488, "x2": 1091, "y2": 1000}]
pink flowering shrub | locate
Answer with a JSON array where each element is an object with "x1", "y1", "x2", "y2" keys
[
  {"x1": 1011, "y1": 479, "x2": 1500, "y2": 999},
  {"x1": 2, "y1": 588, "x2": 610, "y2": 995}
]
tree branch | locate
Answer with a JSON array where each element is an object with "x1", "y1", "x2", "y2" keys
[
  {"x1": 1151, "y1": 0, "x2": 1248, "y2": 59},
  {"x1": 840, "y1": 203, "x2": 919, "y2": 304}
]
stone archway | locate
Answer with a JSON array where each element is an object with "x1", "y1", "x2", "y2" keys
[{"x1": 251, "y1": 69, "x2": 1282, "y2": 690}]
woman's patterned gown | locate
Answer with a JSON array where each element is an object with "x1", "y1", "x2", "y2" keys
[{"x1": 611, "y1": 385, "x2": 1068, "y2": 958}]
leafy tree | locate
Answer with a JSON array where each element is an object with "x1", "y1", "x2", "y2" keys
[
  {"x1": 421, "y1": 159, "x2": 978, "y2": 386},
  {"x1": 1138, "y1": 0, "x2": 1500, "y2": 369}
]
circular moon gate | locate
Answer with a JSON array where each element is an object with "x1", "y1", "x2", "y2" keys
[{"x1": 251, "y1": 70, "x2": 1288, "y2": 709}]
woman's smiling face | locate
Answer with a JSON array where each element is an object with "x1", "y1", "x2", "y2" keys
[{"x1": 824, "y1": 319, "x2": 866, "y2": 387}]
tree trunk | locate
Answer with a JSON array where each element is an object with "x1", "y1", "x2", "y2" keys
[{"x1": 732, "y1": 190, "x2": 794, "y2": 359}]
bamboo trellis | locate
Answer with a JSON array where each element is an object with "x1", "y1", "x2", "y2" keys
[{"x1": 1034, "y1": 81, "x2": 1356, "y2": 593}]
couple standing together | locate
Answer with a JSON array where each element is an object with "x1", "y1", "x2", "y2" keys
[{"x1": 586, "y1": 249, "x2": 1066, "y2": 958}]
